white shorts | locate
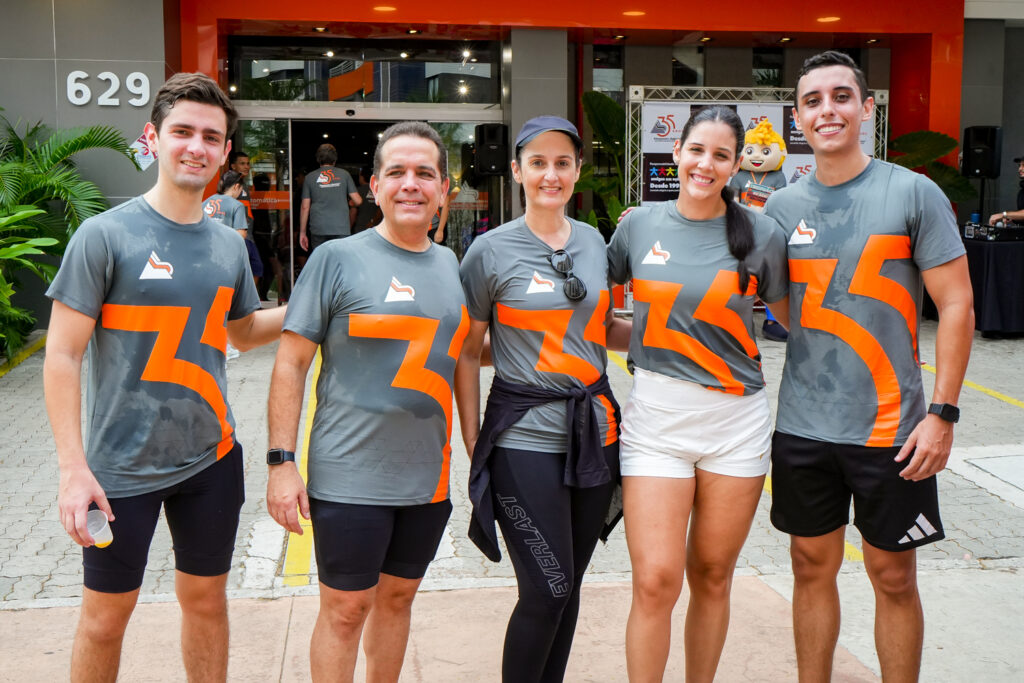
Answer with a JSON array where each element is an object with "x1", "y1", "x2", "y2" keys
[{"x1": 619, "y1": 367, "x2": 772, "y2": 479}]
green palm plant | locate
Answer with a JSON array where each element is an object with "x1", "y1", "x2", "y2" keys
[
  {"x1": 574, "y1": 91, "x2": 629, "y2": 238},
  {"x1": 0, "y1": 113, "x2": 139, "y2": 358}
]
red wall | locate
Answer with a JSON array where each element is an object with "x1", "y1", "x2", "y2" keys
[{"x1": 178, "y1": 0, "x2": 965, "y2": 142}]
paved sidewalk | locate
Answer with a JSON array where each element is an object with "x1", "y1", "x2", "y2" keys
[{"x1": 2, "y1": 318, "x2": 1023, "y2": 680}]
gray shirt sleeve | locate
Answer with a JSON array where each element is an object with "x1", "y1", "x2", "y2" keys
[
  {"x1": 607, "y1": 211, "x2": 633, "y2": 284},
  {"x1": 908, "y1": 173, "x2": 965, "y2": 271},
  {"x1": 45, "y1": 220, "x2": 111, "y2": 319},
  {"x1": 459, "y1": 237, "x2": 496, "y2": 321}
]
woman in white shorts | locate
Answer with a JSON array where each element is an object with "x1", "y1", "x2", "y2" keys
[{"x1": 607, "y1": 105, "x2": 789, "y2": 681}]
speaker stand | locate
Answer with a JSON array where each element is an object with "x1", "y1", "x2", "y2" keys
[{"x1": 978, "y1": 177, "x2": 986, "y2": 222}]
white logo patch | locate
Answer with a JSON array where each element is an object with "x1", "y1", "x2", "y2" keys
[
  {"x1": 788, "y1": 219, "x2": 817, "y2": 245},
  {"x1": 641, "y1": 241, "x2": 671, "y2": 265},
  {"x1": 139, "y1": 251, "x2": 174, "y2": 280},
  {"x1": 526, "y1": 271, "x2": 555, "y2": 294},
  {"x1": 898, "y1": 513, "x2": 940, "y2": 544},
  {"x1": 384, "y1": 276, "x2": 416, "y2": 302}
]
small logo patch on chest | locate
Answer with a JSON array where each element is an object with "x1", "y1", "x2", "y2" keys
[
  {"x1": 526, "y1": 271, "x2": 555, "y2": 294},
  {"x1": 384, "y1": 276, "x2": 416, "y2": 302},
  {"x1": 641, "y1": 241, "x2": 671, "y2": 265},
  {"x1": 788, "y1": 219, "x2": 817, "y2": 245},
  {"x1": 139, "y1": 252, "x2": 174, "y2": 280}
]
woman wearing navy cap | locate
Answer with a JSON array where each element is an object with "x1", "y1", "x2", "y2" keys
[{"x1": 456, "y1": 115, "x2": 630, "y2": 681}]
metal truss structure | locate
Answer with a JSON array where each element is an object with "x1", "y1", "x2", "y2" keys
[{"x1": 625, "y1": 85, "x2": 890, "y2": 206}]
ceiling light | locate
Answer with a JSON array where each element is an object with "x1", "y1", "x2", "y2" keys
[
  {"x1": 866, "y1": 38, "x2": 879, "y2": 44},
  {"x1": 400, "y1": 52, "x2": 409, "y2": 59},
  {"x1": 378, "y1": 132, "x2": 384, "y2": 138},
  {"x1": 407, "y1": 29, "x2": 419, "y2": 35},
  {"x1": 779, "y1": 37, "x2": 792, "y2": 43},
  {"x1": 373, "y1": 5, "x2": 397, "y2": 11},
  {"x1": 817, "y1": 16, "x2": 841, "y2": 23},
  {"x1": 262, "y1": 68, "x2": 269, "y2": 73},
  {"x1": 313, "y1": 27, "x2": 326, "y2": 33},
  {"x1": 458, "y1": 85, "x2": 469, "y2": 95},
  {"x1": 700, "y1": 36, "x2": 712, "y2": 43},
  {"x1": 622, "y1": 10, "x2": 646, "y2": 16},
  {"x1": 462, "y1": 49, "x2": 471, "y2": 58},
  {"x1": 614, "y1": 35, "x2": 627, "y2": 40},
  {"x1": 470, "y1": 57, "x2": 478, "y2": 62},
  {"x1": 228, "y1": 85, "x2": 237, "y2": 92},
  {"x1": 325, "y1": 51, "x2": 334, "y2": 57}
]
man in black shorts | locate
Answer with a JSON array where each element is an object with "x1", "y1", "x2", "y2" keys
[
  {"x1": 45, "y1": 73, "x2": 286, "y2": 682},
  {"x1": 266, "y1": 121, "x2": 468, "y2": 681},
  {"x1": 763, "y1": 51, "x2": 974, "y2": 681}
]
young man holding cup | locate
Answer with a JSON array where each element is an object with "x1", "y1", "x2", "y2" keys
[{"x1": 44, "y1": 72, "x2": 285, "y2": 682}]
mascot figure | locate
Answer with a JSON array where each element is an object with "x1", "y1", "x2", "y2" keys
[
  {"x1": 730, "y1": 119, "x2": 789, "y2": 341},
  {"x1": 729, "y1": 119, "x2": 787, "y2": 211}
]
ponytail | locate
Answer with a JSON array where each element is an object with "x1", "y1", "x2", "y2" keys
[
  {"x1": 217, "y1": 169, "x2": 244, "y2": 195},
  {"x1": 721, "y1": 185, "x2": 754, "y2": 293}
]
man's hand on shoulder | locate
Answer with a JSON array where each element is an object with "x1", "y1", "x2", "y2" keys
[{"x1": 894, "y1": 414, "x2": 954, "y2": 481}]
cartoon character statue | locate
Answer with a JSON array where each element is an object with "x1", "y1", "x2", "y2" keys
[{"x1": 729, "y1": 119, "x2": 787, "y2": 211}]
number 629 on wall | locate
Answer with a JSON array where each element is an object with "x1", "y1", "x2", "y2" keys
[{"x1": 67, "y1": 71, "x2": 151, "y2": 107}]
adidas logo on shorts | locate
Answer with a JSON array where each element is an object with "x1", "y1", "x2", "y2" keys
[{"x1": 898, "y1": 513, "x2": 939, "y2": 544}]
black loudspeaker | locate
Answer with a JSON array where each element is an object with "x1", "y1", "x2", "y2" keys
[
  {"x1": 474, "y1": 123, "x2": 508, "y2": 176},
  {"x1": 962, "y1": 126, "x2": 1002, "y2": 179}
]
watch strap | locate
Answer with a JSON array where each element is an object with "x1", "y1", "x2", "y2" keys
[
  {"x1": 927, "y1": 403, "x2": 960, "y2": 423},
  {"x1": 267, "y1": 448, "x2": 296, "y2": 465}
]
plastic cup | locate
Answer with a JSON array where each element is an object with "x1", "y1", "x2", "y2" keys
[{"x1": 86, "y1": 509, "x2": 113, "y2": 548}]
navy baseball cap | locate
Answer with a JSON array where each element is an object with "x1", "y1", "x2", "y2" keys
[{"x1": 514, "y1": 116, "x2": 582, "y2": 153}]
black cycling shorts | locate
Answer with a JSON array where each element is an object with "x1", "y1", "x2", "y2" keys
[
  {"x1": 309, "y1": 498, "x2": 452, "y2": 592},
  {"x1": 770, "y1": 431, "x2": 944, "y2": 551},
  {"x1": 83, "y1": 442, "x2": 245, "y2": 593}
]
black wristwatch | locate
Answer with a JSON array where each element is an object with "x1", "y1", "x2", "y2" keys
[
  {"x1": 928, "y1": 403, "x2": 960, "y2": 423},
  {"x1": 266, "y1": 448, "x2": 296, "y2": 465}
]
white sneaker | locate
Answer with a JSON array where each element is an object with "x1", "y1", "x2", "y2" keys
[{"x1": 226, "y1": 343, "x2": 240, "y2": 360}]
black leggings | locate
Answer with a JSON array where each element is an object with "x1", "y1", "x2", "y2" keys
[{"x1": 490, "y1": 444, "x2": 619, "y2": 682}]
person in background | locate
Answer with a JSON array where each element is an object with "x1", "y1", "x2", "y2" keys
[
  {"x1": 204, "y1": 169, "x2": 263, "y2": 290},
  {"x1": 299, "y1": 143, "x2": 362, "y2": 252},
  {"x1": 456, "y1": 115, "x2": 631, "y2": 682},
  {"x1": 350, "y1": 166, "x2": 382, "y2": 234},
  {"x1": 987, "y1": 155, "x2": 1024, "y2": 225},
  {"x1": 609, "y1": 105, "x2": 789, "y2": 682}
]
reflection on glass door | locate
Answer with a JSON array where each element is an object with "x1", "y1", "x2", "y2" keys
[
  {"x1": 429, "y1": 121, "x2": 505, "y2": 260},
  {"x1": 236, "y1": 119, "x2": 292, "y2": 303}
]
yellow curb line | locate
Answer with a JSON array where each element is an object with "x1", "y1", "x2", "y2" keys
[
  {"x1": 282, "y1": 349, "x2": 321, "y2": 586},
  {"x1": 0, "y1": 333, "x2": 47, "y2": 379},
  {"x1": 921, "y1": 363, "x2": 1024, "y2": 410}
]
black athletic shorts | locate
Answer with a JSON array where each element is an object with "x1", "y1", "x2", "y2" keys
[
  {"x1": 309, "y1": 498, "x2": 453, "y2": 592},
  {"x1": 83, "y1": 442, "x2": 245, "y2": 593},
  {"x1": 770, "y1": 431, "x2": 944, "y2": 551}
]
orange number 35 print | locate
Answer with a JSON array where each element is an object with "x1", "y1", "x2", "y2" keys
[
  {"x1": 789, "y1": 234, "x2": 915, "y2": 447},
  {"x1": 632, "y1": 271, "x2": 758, "y2": 396}
]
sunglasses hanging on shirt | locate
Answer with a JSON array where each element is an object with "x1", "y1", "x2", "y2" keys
[{"x1": 547, "y1": 249, "x2": 587, "y2": 302}]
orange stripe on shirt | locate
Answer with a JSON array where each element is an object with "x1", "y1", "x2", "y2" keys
[
  {"x1": 595, "y1": 394, "x2": 618, "y2": 446},
  {"x1": 495, "y1": 303, "x2": 602, "y2": 385},
  {"x1": 631, "y1": 278, "x2": 745, "y2": 395},
  {"x1": 349, "y1": 312, "x2": 459, "y2": 504},
  {"x1": 102, "y1": 297, "x2": 235, "y2": 458},
  {"x1": 692, "y1": 270, "x2": 760, "y2": 359},
  {"x1": 848, "y1": 234, "x2": 918, "y2": 362},
  {"x1": 583, "y1": 290, "x2": 610, "y2": 346},
  {"x1": 790, "y1": 258, "x2": 902, "y2": 446}
]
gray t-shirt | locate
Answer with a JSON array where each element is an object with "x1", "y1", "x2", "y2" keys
[
  {"x1": 46, "y1": 196, "x2": 261, "y2": 496},
  {"x1": 608, "y1": 201, "x2": 788, "y2": 395},
  {"x1": 301, "y1": 165, "x2": 357, "y2": 236},
  {"x1": 764, "y1": 159, "x2": 965, "y2": 447},
  {"x1": 460, "y1": 216, "x2": 617, "y2": 453},
  {"x1": 203, "y1": 194, "x2": 248, "y2": 231},
  {"x1": 729, "y1": 170, "x2": 788, "y2": 209},
  {"x1": 283, "y1": 229, "x2": 468, "y2": 505}
]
